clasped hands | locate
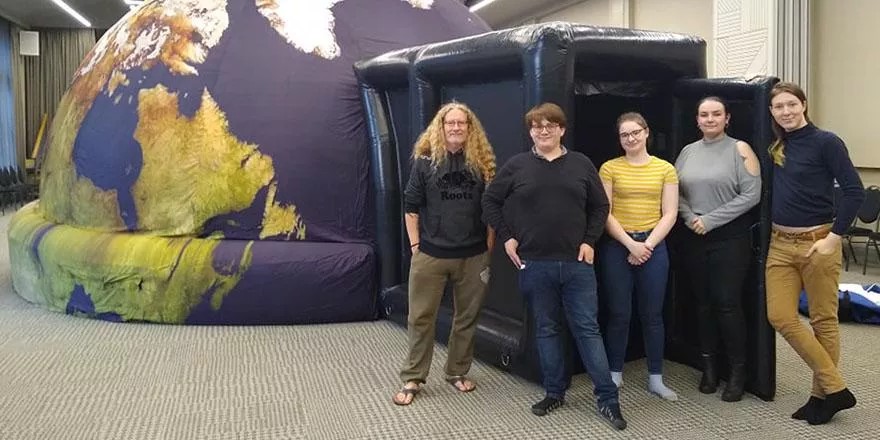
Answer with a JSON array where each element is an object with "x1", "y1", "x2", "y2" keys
[
  {"x1": 626, "y1": 239, "x2": 653, "y2": 266},
  {"x1": 690, "y1": 217, "x2": 707, "y2": 235}
]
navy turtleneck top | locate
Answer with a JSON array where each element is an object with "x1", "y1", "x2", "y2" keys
[{"x1": 771, "y1": 123, "x2": 864, "y2": 235}]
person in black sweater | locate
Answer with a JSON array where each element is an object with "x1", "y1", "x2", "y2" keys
[
  {"x1": 392, "y1": 102, "x2": 496, "y2": 406},
  {"x1": 765, "y1": 82, "x2": 863, "y2": 425},
  {"x1": 482, "y1": 103, "x2": 626, "y2": 431}
]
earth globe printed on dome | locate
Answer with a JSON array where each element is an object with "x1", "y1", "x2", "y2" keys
[{"x1": 7, "y1": 0, "x2": 490, "y2": 324}]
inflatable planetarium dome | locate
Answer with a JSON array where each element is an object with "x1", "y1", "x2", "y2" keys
[{"x1": 7, "y1": 0, "x2": 489, "y2": 324}]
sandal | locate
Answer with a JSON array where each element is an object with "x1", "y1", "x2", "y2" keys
[
  {"x1": 446, "y1": 376, "x2": 476, "y2": 393},
  {"x1": 392, "y1": 385, "x2": 421, "y2": 406}
]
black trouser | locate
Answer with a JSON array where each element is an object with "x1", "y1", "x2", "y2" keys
[{"x1": 683, "y1": 225, "x2": 752, "y2": 363}]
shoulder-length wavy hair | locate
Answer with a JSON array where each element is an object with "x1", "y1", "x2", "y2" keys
[
  {"x1": 412, "y1": 102, "x2": 496, "y2": 183},
  {"x1": 768, "y1": 81, "x2": 810, "y2": 166}
]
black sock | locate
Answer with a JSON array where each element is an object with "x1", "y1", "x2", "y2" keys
[
  {"x1": 791, "y1": 396, "x2": 823, "y2": 420},
  {"x1": 808, "y1": 388, "x2": 856, "y2": 425}
]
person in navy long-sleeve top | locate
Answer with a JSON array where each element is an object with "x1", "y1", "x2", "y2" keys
[{"x1": 764, "y1": 82, "x2": 862, "y2": 425}]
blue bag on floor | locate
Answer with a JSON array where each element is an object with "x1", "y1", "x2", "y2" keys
[{"x1": 798, "y1": 284, "x2": 880, "y2": 325}]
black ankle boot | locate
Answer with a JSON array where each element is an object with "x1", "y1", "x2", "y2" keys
[
  {"x1": 721, "y1": 363, "x2": 746, "y2": 402},
  {"x1": 808, "y1": 388, "x2": 856, "y2": 425},
  {"x1": 699, "y1": 354, "x2": 718, "y2": 394}
]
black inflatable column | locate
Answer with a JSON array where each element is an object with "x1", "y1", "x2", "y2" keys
[{"x1": 521, "y1": 26, "x2": 576, "y2": 148}]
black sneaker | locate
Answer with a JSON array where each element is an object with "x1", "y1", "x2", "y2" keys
[
  {"x1": 597, "y1": 403, "x2": 627, "y2": 430},
  {"x1": 531, "y1": 396, "x2": 564, "y2": 416}
]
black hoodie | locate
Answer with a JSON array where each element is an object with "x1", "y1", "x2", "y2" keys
[{"x1": 403, "y1": 151, "x2": 487, "y2": 258}]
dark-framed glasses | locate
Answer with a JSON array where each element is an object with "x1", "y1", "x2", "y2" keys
[
  {"x1": 530, "y1": 123, "x2": 560, "y2": 133},
  {"x1": 618, "y1": 128, "x2": 645, "y2": 140}
]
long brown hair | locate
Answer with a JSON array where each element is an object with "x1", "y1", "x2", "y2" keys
[
  {"x1": 768, "y1": 82, "x2": 810, "y2": 166},
  {"x1": 412, "y1": 102, "x2": 496, "y2": 182}
]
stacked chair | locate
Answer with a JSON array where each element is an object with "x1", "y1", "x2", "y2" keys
[{"x1": 0, "y1": 166, "x2": 37, "y2": 214}]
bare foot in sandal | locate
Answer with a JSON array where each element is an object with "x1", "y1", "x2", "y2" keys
[
  {"x1": 447, "y1": 376, "x2": 476, "y2": 393},
  {"x1": 392, "y1": 381, "x2": 421, "y2": 405}
]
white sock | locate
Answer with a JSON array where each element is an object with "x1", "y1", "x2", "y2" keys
[
  {"x1": 648, "y1": 374, "x2": 678, "y2": 401},
  {"x1": 610, "y1": 371, "x2": 623, "y2": 388}
]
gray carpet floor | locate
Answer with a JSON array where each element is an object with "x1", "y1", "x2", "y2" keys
[{"x1": 0, "y1": 212, "x2": 878, "y2": 440}]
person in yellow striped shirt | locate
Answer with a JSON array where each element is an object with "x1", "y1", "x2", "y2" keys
[{"x1": 598, "y1": 112, "x2": 679, "y2": 401}]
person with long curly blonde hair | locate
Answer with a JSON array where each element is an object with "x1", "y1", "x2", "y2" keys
[
  {"x1": 412, "y1": 102, "x2": 496, "y2": 182},
  {"x1": 392, "y1": 101, "x2": 496, "y2": 406}
]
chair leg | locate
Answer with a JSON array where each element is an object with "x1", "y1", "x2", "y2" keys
[
  {"x1": 872, "y1": 241, "x2": 880, "y2": 272},
  {"x1": 848, "y1": 239, "x2": 858, "y2": 264},
  {"x1": 864, "y1": 240, "x2": 871, "y2": 275}
]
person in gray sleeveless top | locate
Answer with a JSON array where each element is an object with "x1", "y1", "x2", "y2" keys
[{"x1": 675, "y1": 96, "x2": 761, "y2": 402}]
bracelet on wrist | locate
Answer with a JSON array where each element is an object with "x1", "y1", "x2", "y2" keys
[{"x1": 410, "y1": 243, "x2": 419, "y2": 248}]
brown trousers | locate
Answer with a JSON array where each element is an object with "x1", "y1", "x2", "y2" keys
[
  {"x1": 765, "y1": 227, "x2": 845, "y2": 397},
  {"x1": 399, "y1": 251, "x2": 489, "y2": 384}
]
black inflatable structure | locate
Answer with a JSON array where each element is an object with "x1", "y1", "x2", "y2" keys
[{"x1": 355, "y1": 23, "x2": 779, "y2": 400}]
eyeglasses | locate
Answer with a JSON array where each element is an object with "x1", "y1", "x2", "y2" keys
[
  {"x1": 618, "y1": 128, "x2": 645, "y2": 140},
  {"x1": 444, "y1": 120, "x2": 469, "y2": 127},
  {"x1": 530, "y1": 123, "x2": 560, "y2": 133}
]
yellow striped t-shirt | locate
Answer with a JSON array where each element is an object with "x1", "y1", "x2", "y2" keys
[{"x1": 599, "y1": 156, "x2": 678, "y2": 232}]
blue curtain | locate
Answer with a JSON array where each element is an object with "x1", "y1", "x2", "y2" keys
[{"x1": 0, "y1": 18, "x2": 17, "y2": 170}]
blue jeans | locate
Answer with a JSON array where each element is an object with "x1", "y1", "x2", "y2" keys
[
  {"x1": 519, "y1": 260, "x2": 619, "y2": 406},
  {"x1": 599, "y1": 235, "x2": 669, "y2": 374}
]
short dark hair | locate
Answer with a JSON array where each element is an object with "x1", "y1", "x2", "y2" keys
[{"x1": 525, "y1": 102, "x2": 567, "y2": 129}]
